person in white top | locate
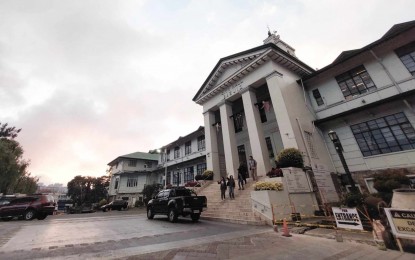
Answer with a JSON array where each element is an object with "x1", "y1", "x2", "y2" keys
[{"x1": 248, "y1": 155, "x2": 257, "y2": 181}]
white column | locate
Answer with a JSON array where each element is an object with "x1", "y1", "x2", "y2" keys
[
  {"x1": 219, "y1": 101, "x2": 239, "y2": 177},
  {"x1": 241, "y1": 87, "x2": 271, "y2": 177},
  {"x1": 203, "y1": 110, "x2": 221, "y2": 180},
  {"x1": 266, "y1": 72, "x2": 299, "y2": 148}
]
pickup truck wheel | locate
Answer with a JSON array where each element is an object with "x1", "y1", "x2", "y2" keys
[
  {"x1": 168, "y1": 208, "x2": 178, "y2": 223},
  {"x1": 147, "y1": 207, "x2": 154, "y2": 219},
  {"x1": 24, "y1": 209, "x2": 36, "y2": 220},
  {"x1": 191, "y1": 213, "x2": 200, "y2": 222}
]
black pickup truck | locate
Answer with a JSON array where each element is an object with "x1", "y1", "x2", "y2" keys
[{"x1": 147, "y1": 187, "x2": 207, "y2": 222}]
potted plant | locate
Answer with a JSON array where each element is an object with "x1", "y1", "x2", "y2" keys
[
  {"x1": 202, "y1": 170, "x2": 214, "y2": 180},
  {"x1": 275, "y1": 148, "x2": 304, "y2": 168}
]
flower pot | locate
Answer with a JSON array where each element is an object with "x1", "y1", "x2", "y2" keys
[{"x1": 391, "y1": 189, "x2": 415, "y2": 209}]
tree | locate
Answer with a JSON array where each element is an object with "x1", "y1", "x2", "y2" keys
[
  {"x1": 0, "y1": 123, "x2": 21, "y2": 139},
  {"x1": 142, "y1": 183, "x2": 163, "y2": 205},
  {"x1": 0, "y1": 137, "x2": 32, "y2": 194},
  {"x1": 67, "y1": 175, "x2": 109, "y2": 205}
]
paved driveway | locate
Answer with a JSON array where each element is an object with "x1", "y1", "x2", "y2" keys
[{"x1": 0, "y1": 210, "x2": 413, "y2": 259}]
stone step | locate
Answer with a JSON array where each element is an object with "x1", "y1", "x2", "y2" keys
[{"x1": 200, "y1": 216, "x2": 267, "y2": 226}]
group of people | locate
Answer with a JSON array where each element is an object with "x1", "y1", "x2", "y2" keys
[{"x1": 218, "y1": 155, "x2": 257, "y2": 200}]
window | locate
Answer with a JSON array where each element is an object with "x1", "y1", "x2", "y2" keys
[
  {"x1": 166, "y1": 149, "x2": 170, "y2": 161},
  {"x1": 335, "y1": 65, "x2": 376, "y2": 100},
  {"x1": 166, "y1": 172, "x2": 171, "y2": 185},
  {"x1": 312, "y1": 89, "x2": 324, "y2": 106},
  {"x1": 351, "y1": 112, "x2": 415, "y2": 156},
  {"x1": 185, "y1": 141, "x2": 192, "y2": 155},
  {"x1": 128, "y1": 160, "x2": 137, "y2": 167},
  {"x1": 127, "y1": 177, "x2": 138, "y2": 187},
  {"x1": 396, "y1": 42, "x2": 415, "y2": 76},
  {"x1": 197, "y1": 135, "x2": 205, "y2": 151},
  {"x1": 174, "y1": 147, "x2": 180, "y2": 159},
  {"x1": 114, "y1": 178, "x2": 119, "y2": 189},
  {"x1": 172, "y1": 171, "x2": 181, "y2": 185},
  {"x1": 304, "y1": 131, "x2": 318, "y2": 158},
  {"x1": 183, "y1": 167, "x2": 194, "y2": 183},
  {"x1": 233, "y1": 112, "x2": 244, "y2": 133},
  {"x1": 144, "y1": 161, "x2": 152, "y2": 168},
  {"x1": 265, "y1": 137, "x2": 274, "y2": 158},
  {"x1": 197, "y1": 163, "x2": 206, "y2": 175}
]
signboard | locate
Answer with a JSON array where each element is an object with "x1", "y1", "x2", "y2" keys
[
  {"x1": 312, "y1": 163, "x2": 339, "y2": 202},
  {"x1": 332, "y1": 207, "x2": 363, "y2": 230},
  {"x1": 282, "y1": 168, "x2": 312, "y2": 193},
  {"x1": 384, "y1": 208, "x2": 415, "y2": 239}
]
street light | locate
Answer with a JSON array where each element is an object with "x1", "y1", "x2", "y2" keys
[{"x1": 328, "y1": 130, "x2": 359, "y2": 193}]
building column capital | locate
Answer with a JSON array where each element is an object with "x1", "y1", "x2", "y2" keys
[
  {"x1": 217, "y1": 99, "x2": 233, "y2": 107},
  {"x1": 239, "y1": 86, "x2": 256, "y2": 95},
  {"x1": 265, "y1": 71, "x2": 283, "y2": 81}
]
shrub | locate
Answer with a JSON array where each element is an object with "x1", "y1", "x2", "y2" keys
[
  {"x1": 372, "y1": 172, "x2": 410, "y2": 203},
  {"x1": 276, "y1": 148, "x2": 304, "y2": 168},
  {"x1": 341, "y1": 192, "x2": 366, "y2": 207},
  {"x1": 134, "y1": 200, "x2": 144, "y2": 207},
  {"x1": 202, "y1": 170, "x2": 214, "y2": 180},
  {"x1": 98, "y1": 199, "x2": 107, "y2": 207},
  {"x1": 194, "y1": 174, "x2": 203, "y2": 181},
  {"x1": 254, "y1": 181, "x2": 284, "y2": 191},
  {"x1": 184, "y1": 181, "x2": 201, "y2": 187}
]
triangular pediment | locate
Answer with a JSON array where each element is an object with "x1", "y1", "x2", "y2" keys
[{"x1": 193, "y1": 43, "x2": 315, "y2": 104}]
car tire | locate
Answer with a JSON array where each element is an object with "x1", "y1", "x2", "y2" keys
[
  {"x1": 168, "y1": 208, "x2": 178, "y2": 223},
  {"x1": 147, "y1": 207, "x2": 154, "y2": 219},
  {"x1": 37, "y1": 213, "x2": 47, "y2": 220},
  {"x1": 191, "y1": 213, "x2": 200, "y2": 222},
  {"x1": 24, "y1": 209, "x2": 36, "y2": 220}
]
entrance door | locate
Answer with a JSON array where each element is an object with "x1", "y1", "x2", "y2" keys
[{"x1": 237, "y1": 145, "x2": 247, "y2": 167}]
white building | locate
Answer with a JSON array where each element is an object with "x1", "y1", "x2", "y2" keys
[
  {"x1": 158, "y1": 126, "x2": 206, "y2": 187},
  {"x1": 107, "y1": 127, "x2": 206, "y2": 204},
  {"x1": 107, "y1": 151, "x2": 159, "y2": 206},
  {"x1": 302, "y1": 20, "x2": 415, "y2": 193},
  {"x1": 193, "y1": 20, "x2": 415, "y2": 198}
]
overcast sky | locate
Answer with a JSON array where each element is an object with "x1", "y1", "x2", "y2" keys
[{"x1": 1, "y1": 0, "x2": 414, "y2": 185}]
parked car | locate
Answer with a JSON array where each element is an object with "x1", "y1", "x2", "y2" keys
[
  {"x1": 0, "y1": 194, "x2": 56, "y2": 221},
  {"x1": 147, "y1": 187, "x2": 207, "y2": 222},
  {"x1": 68, "y1": 204, "x2": 96, "y2": 214},
  {"x1": 101, "y1": 200, "x2": 128, "y2": 212}
]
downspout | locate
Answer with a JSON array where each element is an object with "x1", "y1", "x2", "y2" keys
[
  {"x1": 369, "y1": 49, "x2": 402, "y2": 93},
  {"x1": 296, "y1": 117, "x2": 319, "y2": 206}
]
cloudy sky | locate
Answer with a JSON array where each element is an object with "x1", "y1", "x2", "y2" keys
[{"x1": 1, "y1": 0, "x2": 414, "y2": 185}]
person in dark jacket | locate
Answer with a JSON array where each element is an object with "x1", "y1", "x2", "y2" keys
[
  {"x1": 227, "y1": 175, "x2": 236, "y2": 199},
  {"x1": 218, "y1": 177, "x2": 227, "y2": 200},
  {"x1": 237, "y1": 162, "x2": 248, "y2": 185}
]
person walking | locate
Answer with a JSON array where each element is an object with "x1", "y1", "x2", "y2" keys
[
  {"x1": 218, "y1": 177, "x2": 227, "y2": 200},
  {"x1": 237, "y1": 164, "x2": 245, "y2": 190},
  {"x1": 248, "y1": 155, "x2": 257, "y2": 181},
  {"x1": 227, "y1": 175, "x2": 236, "y2": 199},
  {"x1": 238, "y1": 162, "x2": 248, "y2": 185}
]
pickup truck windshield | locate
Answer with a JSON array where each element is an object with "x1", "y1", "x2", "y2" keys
[{"x1": 171, "y1": 189, "x2": 192, "y2": 197}]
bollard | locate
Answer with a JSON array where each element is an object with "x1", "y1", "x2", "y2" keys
[{"x1": 273, "y1": 224, "x2": 279, "y2": 233}]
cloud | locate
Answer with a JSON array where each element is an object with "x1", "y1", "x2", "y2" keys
[{"x1": 0, "y1": 0, "x2": 414, "y2": 184}]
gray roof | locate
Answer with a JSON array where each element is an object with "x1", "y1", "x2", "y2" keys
[{"x1": 107, "y1": 151, "x2": 159, "y2": 166}]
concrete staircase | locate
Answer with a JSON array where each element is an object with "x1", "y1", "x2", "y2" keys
[{"x1": 197, "y1": 178, "x2": 268, "y2": 226}]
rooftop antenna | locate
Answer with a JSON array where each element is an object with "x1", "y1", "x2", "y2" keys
[{"x1": 267, "y1": 25, "x2": 272, "y2": 37}]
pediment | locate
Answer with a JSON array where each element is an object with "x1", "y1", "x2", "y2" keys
[{"x1": 193, "y1": 44, "x2": 315, "y2": 104}]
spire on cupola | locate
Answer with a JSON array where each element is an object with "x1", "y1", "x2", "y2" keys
[{"x1": 264, "y1": 27, "x2": 296, "y2": 57}]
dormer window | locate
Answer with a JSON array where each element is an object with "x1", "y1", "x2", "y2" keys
[
  {"x1": 312, "y1": 89, "x2": 324, "y2": 106},
  {"x1": 335, "y1": 65, "x2": 376, "y2": 100},
  {"x1": 395, "y1": 42, "x2": 415, "y2": 76}
]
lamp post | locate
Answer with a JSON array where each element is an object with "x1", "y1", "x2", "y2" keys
[{"x1": 328, "y1": 130, "x2": 358, "y2": 193}]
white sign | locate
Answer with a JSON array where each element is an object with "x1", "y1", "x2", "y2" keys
[
  {"x1": 332, "y1": 207, "x2": 363, "y2": 230},
  {"x1": 384, "y1": 208, "x2": 415, "y2": 240},
  {"x1": 282, "y1": 167, "x2": 312, "y2": 193},
  {"x1": 312, "y1": 163, "x2": 339, "y2": 202}
]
